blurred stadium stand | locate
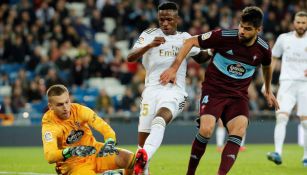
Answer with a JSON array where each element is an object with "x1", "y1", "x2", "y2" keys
[{"x1": 0, "y1": 0, "x2": 306, "y2": 127}]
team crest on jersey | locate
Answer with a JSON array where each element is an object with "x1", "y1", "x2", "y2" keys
[
  {"x1": 44, "y1": 131, "x2": 53, "y2": 142},
  {"x1": 201, "y1": 31, "x2": 212, "y2": 40},
  {"x1": 66, "y1": 130, "x2": 84, "y2": 144},
  {"x1": 136, "y1": 37, "x2": 144, "y2": 44},
  {"x1": 227, "y1": 64, "x2": 246, "y2": 76}
]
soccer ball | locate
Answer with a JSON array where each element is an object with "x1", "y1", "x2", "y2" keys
[{"x1": 101, "y1": 170, "x2": 123, "y2": 175}]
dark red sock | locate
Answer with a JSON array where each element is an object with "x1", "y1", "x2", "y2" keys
[
  {"x1": 218, "y1": 135, "x2": 242, "y2": 175},
  {"x1": 186, "y1": 133, "x2": 209, "y2": 175}
]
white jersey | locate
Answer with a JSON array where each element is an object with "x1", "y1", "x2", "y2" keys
[
  {"x1": 132, "y1": 28, "x2": 200, "y2": 90},
  {"x1": 272, "y1": 31, "x2": 307, "y2": 81}
]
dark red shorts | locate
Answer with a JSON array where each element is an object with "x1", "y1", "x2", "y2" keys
[{"x1": 199, "y1": 91, "x2": 249, "y2": 126}]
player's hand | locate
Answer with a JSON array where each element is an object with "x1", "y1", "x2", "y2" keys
[
  {"x1": 160, "y1": 67, "x2": 177, "y2": 85},
  {"x1": 97, "y1": 138, "x2": 119, "y2": 157},
  {"x1": 263, "y1": 91, "x2": 279, "y2": 110},
  {"x1": 148, "y1": 37, "x2": 165, "y2": 48},
  {"x1": 62, "y1": 145, "x2": 96, "y2": 159},
  {"x1": 304, "y1": 69, "x2": 307, "y2": 77}
]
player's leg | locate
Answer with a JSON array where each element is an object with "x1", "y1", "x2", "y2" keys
[
  {"x1": 217, "y1": 98, "x2": 249, "y2": 175},
  {"x1": 217, "y1": 115, "x2": 247, "y2": 175},
  {"x1": 268, "y1": 81, "x2": 296, "y2": 164},
  {"x1": 239, "y1": 133, "x2": 247, "y2": 152},
  {"x1": 115, "y1": 149, "x2": 136, "y2": 175},
  {"x1": 137, "y1": 106, "x2": 174, "y2": 174},
  {"x1": 216, "y1": 118, "x2": 226, "y2": 152},
  {"x1": 70, "y1": 165, "x2": 96, "y2": 175},
  {"x1": 301, "y1": 117, "x2": 307, "y2": 166},
  {"x1": 142, "y1": 107, "x2": 172, "y2": 159},
  {"x1": 135, "y1": 107, "x2": 172, "y2": 175},
  {"x1": 187, "y1": 93, "x2": 225, "y2": 175},
  {"x1": 297, "y1": 83, "x2": 307, "y2": 166},
  {"x1": 187, "y1": 114, "x2": 216, "y2": 175},
  {"x1": 136, "y1": 88, "x2": 186, "y2": 174},
  {"x1": 96, "y1": 148, "x2": 135, "y2": 175},
  {"x1": 135, "y1": 88, "x2": 157, "y2": 174},
  {"x1": 137, "y1": 132, "x2": 150, "y2": 175}
]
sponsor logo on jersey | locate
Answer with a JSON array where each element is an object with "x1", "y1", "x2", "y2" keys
[
  {"x1": 66, "y1": 130, "x2": 84, "y2": 144},
  {"x1": 227, "y1": 64, "x2": 246, "y2": 76},
  {"x1": 44, "y1": 131, "x2": 53, "y2": 142},
  {"x1": 159, "y1": 46, "x2": 179, "y2": 57},
  {"x1": 201, "y1": 31, "x2": 212, "y2": 40}
]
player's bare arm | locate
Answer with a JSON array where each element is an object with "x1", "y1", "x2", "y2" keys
[
  {"x1": 159, "y1": 36, "x2": 200, "y2": 85},
  {"x1": 261, "y1": 56, "x2": 279, "y2": 92},
  {"x1": 127, "y1": 37, "x2": 166, "y2": 62},
  {"x1": 262, "y1": 65, "x2": 279, "y2": 110}
]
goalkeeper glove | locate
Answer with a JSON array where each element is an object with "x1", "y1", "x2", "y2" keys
[
  {"x1": 62, "y1": 145, "x2": 96, "y2": 160},
  {"x1": 97, "y1": 138, "x2": 119, "y2": 157}
]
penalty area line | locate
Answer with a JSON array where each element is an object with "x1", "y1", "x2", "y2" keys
[{"x1": 0, "y1": 172, "x2": 56, "y2": 175}]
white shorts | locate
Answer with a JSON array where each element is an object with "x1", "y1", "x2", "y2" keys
[
  {"x1": 138, "y1": 84, "x2": 188, "y2": 133},
  {"x1": 277, "y1": 80, "x2": 307, "y2": 116}
]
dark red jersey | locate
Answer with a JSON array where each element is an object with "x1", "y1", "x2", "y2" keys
[{"x1": 197, "y1": 29, "x2": 272, "y2": 100}]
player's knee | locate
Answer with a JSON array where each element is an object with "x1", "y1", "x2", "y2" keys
[
  {"x1": 156, "y1": 107, "x2": 172, "y2": 123},
  {"x1": 276, "y1": 113, "x2": 289, "y2": 126},
  {"x1": 116, "y1": 149, "x2": 134, "y2": 169},
  {"x1": 200, "y1": 123, "x2": 215, "y2": 137},
  {"x1": 301, "y1": 120, "x2": 307, "y2": 129},
  {"x1": 151, "y1": 116, "x2": 166, "y2": 128}
]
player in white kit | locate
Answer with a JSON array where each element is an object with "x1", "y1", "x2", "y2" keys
[
  {"x1": 126, "y1": 2, "x2": 209, "y2": 174},
  {"x1": 267, "y1": 11, "x2": 307, "y2": 166}
]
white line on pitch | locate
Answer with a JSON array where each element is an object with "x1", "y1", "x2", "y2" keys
[{"x1": 0, "y1": 172, "x2": 56, "y2": 175}]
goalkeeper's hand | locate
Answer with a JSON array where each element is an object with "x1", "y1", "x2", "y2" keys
[
  {"x1": 97, "y1": 138, "x2": 119, "y2": 157},
  {"x1": 62, "y1": 145, "x2": 96, "y2": 160}
]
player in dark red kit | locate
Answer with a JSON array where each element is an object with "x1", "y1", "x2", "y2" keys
[{"x1": 160, "y1": 6, "x2": 279, "y2": 175}]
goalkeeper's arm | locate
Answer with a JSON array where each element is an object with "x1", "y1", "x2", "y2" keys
[
  {"x1": 62, "y1": 145, "x2": 96, "y2": 160},
  {"x1": 45, "y1": 146, "x2": 96, "y2": 164}
]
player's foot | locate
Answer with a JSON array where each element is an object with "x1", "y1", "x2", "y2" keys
[
  {"x1": 302, "y1": 159, "x2": 307, "y2": 167},
  {"x1": 239, "y1": 146, "x2": 247, "y2": 152},
  {"x1": 134, "y1": 148, "x2": 148, "y2": 175},
  {"x1": 267, "y1": 152, "x2": 282, "y2": 165}
]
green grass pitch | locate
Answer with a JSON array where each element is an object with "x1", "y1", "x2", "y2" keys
[{"x1": 0, "y1": 144, "x2": 305, "y2": 175}]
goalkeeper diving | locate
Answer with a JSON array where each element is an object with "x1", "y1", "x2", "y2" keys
[{"x1": 42, "y1": 84, "x2": 135, "y2": 175}]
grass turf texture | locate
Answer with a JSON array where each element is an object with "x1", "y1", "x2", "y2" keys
[{"x1": 0, "y1": 144, "x2": 305, "y2": 175}]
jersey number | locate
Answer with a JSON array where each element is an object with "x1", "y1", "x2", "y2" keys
[{"x1": 141, "y1": 104, "x2": 149, "y2": 116}]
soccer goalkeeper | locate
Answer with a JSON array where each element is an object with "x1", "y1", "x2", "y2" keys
[{"x1": 42, "y1": 84, "x2": 135, "y2": 175}]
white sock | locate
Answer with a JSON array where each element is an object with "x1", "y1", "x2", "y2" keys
[
  {"x1": 274, "y1": 113, "x2": 289, "y2": 155},
  {"x1": 216, "y1": 126, "x2": 226, "y2": 147},
  {"x1": 301, "y1": 120, "x2": 307, "y2": 159},
  {"x1": 241, "y1": 134, "x2": 246, "y2": 146},
  {"x1": 143, "y1": 116, "x2": 166, "y2": 159},
  {"x1": 143, "y1": 159, "x2": 150, "y2": 175}
]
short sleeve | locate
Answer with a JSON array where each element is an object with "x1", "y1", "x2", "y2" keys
[
  {"x1": 183, "y1": 32, "x2": 200, "y2": 57},
  {"x1": 132, "y1": 31, "x2": 152, "y2": 50},
  {"x1": 261, "y1": 47, "x2": 272, "y2": 66},
  {"x1": 271, "y1": 35, "x2": 284, "y2": 58},
  {"x1": 197, "y1": 29, "x2": 222, "y2": 49}
]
